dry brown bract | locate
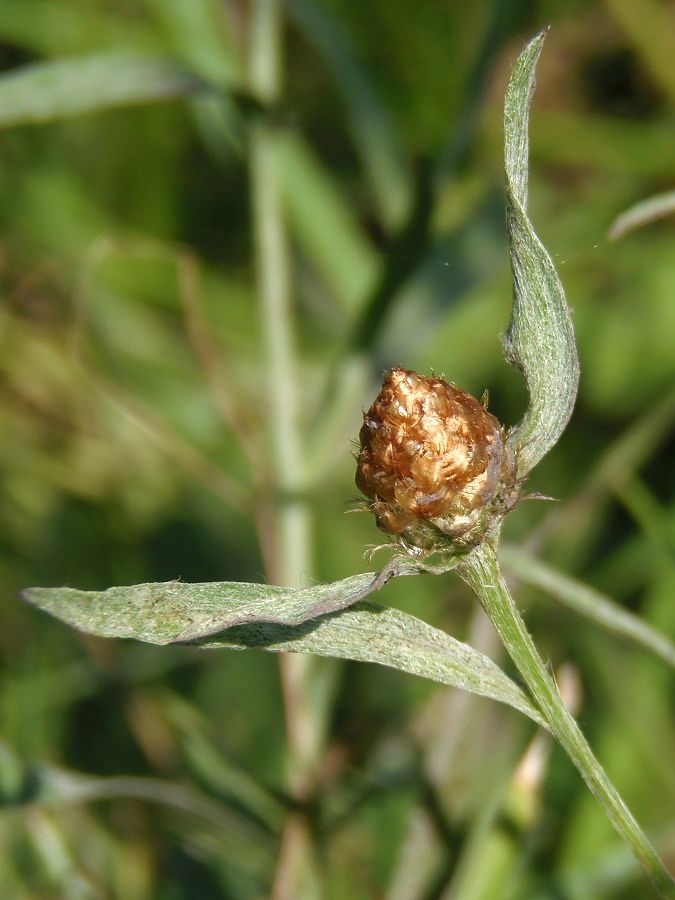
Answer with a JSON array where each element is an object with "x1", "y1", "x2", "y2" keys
[{"x1": 356, "y1": 367, "x2": 516, "y2": 550}]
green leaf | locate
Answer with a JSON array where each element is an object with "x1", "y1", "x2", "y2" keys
[
  {"x1": 288, "y1": 0, "x2": 411, "y2": 230},
  {"x1": 21, "y1": 567, "x2": 545, "y2": 727},
  {"x1": 0, "y1": 53, "x2": 205, "y2": 127},
  {"x1": 143, "y1": 0, "x2": 241, "y2": 88},
  {"x1": 197, "y1": 601, "x2": 546, "y2": 727},
  {"x1": 280, "y1": 133, "x2": 379, "y2": 314},
  {"x1": 502, "y1": 31, "x2": 579, "y2": 478},
  {"x1": 501, "y1": 545, "x2": 675, "y2": 669},
  {"x1": 22, "y1": 571, "x2": 383, "y2": 644},
  {"x1": 608, "y1": 189, "x2": 675, "y2": 241},
  {"x1": 0, "y1": 740, "x2": 275, "y2": 876}
]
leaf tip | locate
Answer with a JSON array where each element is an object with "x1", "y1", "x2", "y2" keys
[
  {"x1": 502, "y1": 30, "x2": 579, "y2": 478},
  {"x1": 19, "y1": 587, "x2": 42, "y2": 607}
]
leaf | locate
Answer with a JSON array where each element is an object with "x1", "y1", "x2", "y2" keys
[
  {"x1": 0, "y1": 53, "x2": 205, "y2": 127},
  {"x1": 501, "y1": 545, "x2": 675, "y2": 669},
  {"x1": 21, "y1": 565, "x2": 545, "y2": 727},
  {"x1": 502, "y1": 31, "x2": 579, "y2": 478},
  {"x1": 608, "y1": 189, "x2": 675, "y2": 241},
  {"x1": 0, "y1": 740, "x2": 275, "y2": 875},
  {"x1": 288, "y1": 0, "x2": 411, "y2": 230},
  {"x1": 280, "y1": 133, "x2": 379, "y2": 313},
  {"x1": 22, "y1": 571, "x2": 384, "y2": 644},
  {"x1": 196, "y1": 601, "x2": 546, "y2": 727},
  {"x1": 144, "y1": 0, "x2": 241, "y2": 88}
]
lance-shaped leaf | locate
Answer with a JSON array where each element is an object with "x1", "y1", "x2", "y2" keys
[
  {"x1": 503, "y1": 31, "x2": 579, "y2": 477},
  {"x1": 22, "y1": 572, "x2": 385, "y2": 644},
  {"x1": 607, "y1": 189, "x2": 675, "y2": 241},
  {"x1": 0, "y1": 53, "x2": 205, "y2": 127},
  {"x1": 21, "y1": 572, "x2": 545, "y2": 727},
  {"x1": 501, "y1": 545, "x2": 675, "y2": 669},
  {"x1": 196, "y1": 601, "x2": 546, "y2": 727}
]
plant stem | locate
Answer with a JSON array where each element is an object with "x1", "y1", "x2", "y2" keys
[
  {"x1": 458, "y1": 541, "x2": 675, "y2": 898},
  {"x1": 501, "y1": 544, "x2": 675, "y2": 669},
  {"x1": 248, "y1": 0, "x2": 309, "y2": 590},
  {"x1": 249, "y1": 119, "x2": 312, "y2": 587},
  {"x1": 248, "y1": 1, "x2": 320, "y2": 894}
]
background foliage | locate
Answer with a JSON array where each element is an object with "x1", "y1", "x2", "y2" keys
[{"x1": 1, "y1": 1, "x2": 674, "y2": 897}]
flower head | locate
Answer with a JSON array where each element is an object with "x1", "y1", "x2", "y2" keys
[{"x1": 355, "y1": 367, "x2": 516, "y2": 551}]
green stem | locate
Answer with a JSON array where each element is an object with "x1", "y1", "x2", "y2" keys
[
  {"x1": 500, "y1": 544, "x2": 675, "y2": 670},
  {"x1": 458, "y1": 541, "x2": 675, "y2": 898},
  {"x1": 248, "y1": 0, "x2": 310, "y2": 589},
  {"x1": 248, "y1": 2, "x2": 320, "y2": 894}
]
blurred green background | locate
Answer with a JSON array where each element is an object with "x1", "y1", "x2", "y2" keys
[{"x1": 1, "y1": 0, "x2": 674, "y2": 897}]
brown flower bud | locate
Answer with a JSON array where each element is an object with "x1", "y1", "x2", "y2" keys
[{"x1": 355, "y1": 367, "x2": 516, "y2": 551}]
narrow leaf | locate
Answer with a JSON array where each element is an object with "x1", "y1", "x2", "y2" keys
[
  {"x1": 21, "y1": 566, "x2": 545, "y2": 727},
  {"x1": 280, "y1": 133, "x2": 379, "y2": 313},
  {"x1": 288, "y1": 0, "x2": 411, "y2": 229},
  {"x1": 503, "y1": 31, "x2": 579, "y2": 477},
  {"x1": 195, "y1": 601, "x2": 546, "y2": 727},
  {"x1": 0, "y1": 744, "x2": 274, "y2": 874},
  {"x1": 22, "y1": 572, "x2": 385, "y2": 644},
  {"x1": 0, "y1": 53, "x2": 205, "y2": 127},
  {"x1": 501, "y1": 545, "x2": 675, "y2": 669},
  {"x1": 608, "y1": 189, "x2": 675, "y2": 240}
]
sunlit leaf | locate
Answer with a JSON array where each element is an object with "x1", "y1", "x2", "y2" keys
[
  {"x1": 502, "y1": 31, "x2": 579, "y2": 477},
  {"x1": 22, "y1": 570, "x2": 545, "y2": 726},
  {"x1": 22, "y1": 571, "x2": 380, "y2": 644},
  {"x1": 288, "y1": 0, "x2": 411, "y2": 230},
  {"x1": 197, "y1": 601, "x2": 545, "y2": 726},
  {"x1": 143, "y1": 0, "x2": 241, "y2": 87}
]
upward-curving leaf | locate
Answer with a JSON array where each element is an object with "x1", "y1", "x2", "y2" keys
[{"x1": 502, "y1": 31, "x2": 579, "y2": 477}]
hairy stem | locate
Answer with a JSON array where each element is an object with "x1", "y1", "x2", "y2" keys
[
  {"x1": 458, "y1": 542, "x2": 675, "y2": 898},
  {"x1": 248, "y1": 1, "x2": 319, "y2": 894}
]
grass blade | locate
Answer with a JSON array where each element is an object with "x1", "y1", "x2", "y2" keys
[
  {"x1": 288, "y1": 0, "x2": 411, "y2": 230},
  {"x1": 501, "y1": 545, "x2": 675, "y2": 669},
  {"x1": 608, "y1": 189, "x2": 675, "y2": 241},
  {"x1": 0, "y1": 53, "x2": 204, "y2": 127}
]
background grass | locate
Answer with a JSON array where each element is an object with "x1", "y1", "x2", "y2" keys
[{"x1": 0, "y1": 1, "x2": 673, "y2": 897}]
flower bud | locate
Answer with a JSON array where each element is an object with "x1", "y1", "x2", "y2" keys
[{"x1": 355, "y1": 367, "x2": 517, "y2": 551}]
